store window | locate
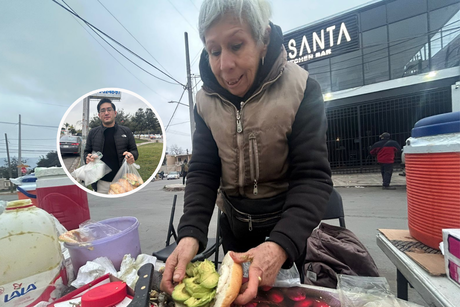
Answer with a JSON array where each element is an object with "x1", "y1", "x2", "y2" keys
[
  {"x1": 430, "y1": 5, "x2": 460, "y2": 70},
  {"x1": 429, "y1": 0, "x2": 460, "y2": 11},
  {"x1": 331, "y1": 50, "x2": 363, "y2": 91},
  {"x1": 389, "y1": 14, "x2": 428, "y2": 79},
  {"x1": 363, "y1": 26, "x2": 390, "y2": 84},
  {"x1": 387, "y1": 0, "x2": 427, "y2": 24},
  {"x1": 360, "y1": 5, "x2": 386, "y2": 31},
  {"x1": 307, "y1": 59, "x2": 331, "y2": 93}
]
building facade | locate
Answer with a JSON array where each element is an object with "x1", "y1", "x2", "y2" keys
[{"x1": 284, "y1": 0, "x2": 460, "y2": 172}]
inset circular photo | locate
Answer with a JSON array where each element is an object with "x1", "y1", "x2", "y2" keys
[{"x1": 57, "y1": 88, "x2": 166, "y2": 197}]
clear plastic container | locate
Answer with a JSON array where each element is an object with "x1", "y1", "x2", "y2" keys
[{"x1": 64, "y1": 217, "x2": 141, "y2": 274}]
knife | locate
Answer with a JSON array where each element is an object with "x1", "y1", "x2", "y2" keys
[{"x1": 127, "y1": 263, "x2": 154, "y2": 307}]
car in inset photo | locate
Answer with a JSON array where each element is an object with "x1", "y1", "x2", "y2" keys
[
  {"x1": 167, "y1": 171, "x2": 180, "y2": 180},
  {"x1": 60, "y1": 135, "x2": 82, "y2": 155}
]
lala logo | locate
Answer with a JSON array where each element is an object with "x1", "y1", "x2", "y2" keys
[{"x1": 3, "y1": 283, "x2": 37, "y2": 303}]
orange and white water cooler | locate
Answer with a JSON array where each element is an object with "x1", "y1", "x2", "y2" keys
[
  {"x1": 404, "y1": 111, "x2": 460, "y2": 249},
  {"x1": 35, "y1": 167, "x2": 90, "y2": 231}
]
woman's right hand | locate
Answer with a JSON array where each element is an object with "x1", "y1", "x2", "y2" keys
[{"x1": 160, "y1": 237, "x2": 199, "y2": 294}]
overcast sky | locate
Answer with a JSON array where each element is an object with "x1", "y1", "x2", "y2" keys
[{"x1": 0, "y1": 0, "x2": 376, "y2": 165}]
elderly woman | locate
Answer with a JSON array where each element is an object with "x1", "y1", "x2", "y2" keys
[{"x1": 161, "y1": 0, "x2": 333, "y2": 304}]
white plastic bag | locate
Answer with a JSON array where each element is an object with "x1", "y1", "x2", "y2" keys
[
  {"x1": 108, "y1": 159, "x2": 143, "y2": 195},
  {"x1": 71, "y1": 151, "x2": 111, "y2": 186},
  {"x1": 337, "y1": 275, "x2": 424, "y2": 307}
]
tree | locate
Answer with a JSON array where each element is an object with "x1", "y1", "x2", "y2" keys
[
  {"x1": 168, "y1": 144, "x2": 184, "y2": 155},
  {"x1": 131, "y1": 108, "x2": 146, "y2": 134},
  {"x1": 145, "y1": 108, "x2": 161, "y2": 134},
  {"x1": 1, "y1": 157, "x2": 28, "y2": 179},
  {"x1": 69, "y1": 125, "x2": 77, "y2": 135},
  {"x1": 36, "y1": 151, "x2": 61, "y2": 168}
]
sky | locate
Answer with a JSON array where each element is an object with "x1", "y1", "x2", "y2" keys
[{"x1": 0, "y1": 0, "x2": 376, "y2": 168}]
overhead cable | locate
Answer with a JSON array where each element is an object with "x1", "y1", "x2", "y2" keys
[
  {"x1": 52, "y1": 0, "x2": 186, "y2": 87},
  {"x1": 165, "y1": 89, "x2": 186, "y2": 131},
  {"x1": 61, "y1": 0, "x2": 170, "y2": 97},
  {"x1": 96, "y1": 0, "x2": 172, "y2": 75}
]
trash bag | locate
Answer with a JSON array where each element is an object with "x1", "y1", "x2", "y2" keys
[
  {"x1": 108, "y1": 158, "x2": 143, "y2": 195},
  {"x1": 71, "y1": 151, "x2": 111, "y2": 186}
]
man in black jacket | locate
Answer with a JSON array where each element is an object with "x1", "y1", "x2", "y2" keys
[{"x1": 84, "y1": 98, "x2": 138, "y2": 193}]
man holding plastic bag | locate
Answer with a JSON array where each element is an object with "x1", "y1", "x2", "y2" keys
[{"x1": 83, "y1": 98, "x2": 138, "y2": 194}]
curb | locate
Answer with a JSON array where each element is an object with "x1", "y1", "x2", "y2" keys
[
  {"x1": 69, "y1": 156, "x2": 81, "y2": 173},
  {"x1": 163, "y1": 184, "x2": 185, "y2": 192}
]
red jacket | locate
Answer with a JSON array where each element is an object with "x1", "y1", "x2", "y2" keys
[{"x1": 370, "y1": 139, "x2": 401, "y2": 163}]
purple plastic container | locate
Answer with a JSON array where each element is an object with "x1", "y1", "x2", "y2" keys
[{"x1": 64, "y1": 216, "x2": 141, "y2": 274}]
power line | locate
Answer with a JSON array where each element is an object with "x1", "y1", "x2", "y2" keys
[
  {"x1": 0, "y1": 121, "x2": 58, "y2": 128},
  {"x1": 166, "y1": 89, "x2": 186, "y2": 131},
  {"x1": 169, "y1": 121, "x2": 190, "y2": 126},
  {"x1": 61, "y1": 0, "x2": 171, "y2": 98},
  {"x1": 96, "y1": 0, "x2": 172, "y2": 75},
  {"x1": 188, "y1": 0, "x2": 199, "y2": 11},
  {"x1": 61, "y1": 0, "x2": 179, "y2": 86},
  {"x1": 166, "y1": 0, "x2": 199, "y2": 34},
  {"x1": 52, "y1": 0, "x2": 186, "y2": 87}
]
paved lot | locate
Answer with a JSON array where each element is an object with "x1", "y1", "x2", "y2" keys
[{"x1": 0, "y1": 175, "x2": 426, "y2": 306}]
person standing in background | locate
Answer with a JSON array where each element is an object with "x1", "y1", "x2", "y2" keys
[
  {"x1": 370, "y1": 132, "x2": 401, "y2": 190},
  {"x1": 181, "y1": 159, "x2": 189, "y2": 185}
]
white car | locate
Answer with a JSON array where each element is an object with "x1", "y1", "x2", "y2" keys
[{"x1": 167, "y1": 171, "x2": 180, "y2": 180}]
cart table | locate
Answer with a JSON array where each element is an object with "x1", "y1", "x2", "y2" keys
[{"x1": 376, "y1": 232, "x2": 459, "y2": 307}]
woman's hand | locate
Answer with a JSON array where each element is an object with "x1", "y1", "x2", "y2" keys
[
  {"x1": 160, "y1": 237, "x2": 199, "y2": 294},
  {"x1": 230, "y1": 242, "x2": 288, "y2": 305}
]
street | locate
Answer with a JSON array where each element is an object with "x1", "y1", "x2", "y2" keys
[{"x1": 0, "y1": 178, "x2": 426, "y2": 306}]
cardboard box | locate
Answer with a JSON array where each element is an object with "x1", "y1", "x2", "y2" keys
[{"x1": 442, "y1": 229, "x2": 460, "y2": 288}]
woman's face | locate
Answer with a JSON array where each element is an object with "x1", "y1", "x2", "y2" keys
[{"x1": 205, "y1": 14, "x2": 265, "y2": 98}]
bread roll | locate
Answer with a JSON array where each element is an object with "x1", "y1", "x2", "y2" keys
[
  {"x1": 118, "y1": 178, "x2": 134, "y2": 192},
  {"x1": 109, "y1": 183, "x2": 126, "y2": 194},
  {"x1": 213, "y1": 253, "x2": 243, "y2": 307}
]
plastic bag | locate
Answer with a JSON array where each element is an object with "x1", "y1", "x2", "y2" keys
[
  {"x1": 108, "y1": 158, "x2": 144, "y2": 195},
  {"x1": 0, "y1": 200, "x2": 6, "y2": 215},
  {"x1": 117, "y1": 254, "x2": 157, "y2": 290},
  {"x1": 242, "y1": 262, "x2": 301, "y2": 287},
  {"x1": 58, "y1": 220, "x2": 121, "y2": 245},
  {"x1": 71, "y1": 151, "x2": 111, "y2": 186},
  {"x1": 337, "y1": 275, "x2": 424, "y2": 307}
]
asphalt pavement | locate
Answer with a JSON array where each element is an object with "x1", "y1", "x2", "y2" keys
[{"x1": 0, "y1": 172, "x2": 427, "y2": 306}]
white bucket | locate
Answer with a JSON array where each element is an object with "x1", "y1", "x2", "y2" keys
[{"x1": 0, "y1": 199, "x2": 66, "y2": 306}]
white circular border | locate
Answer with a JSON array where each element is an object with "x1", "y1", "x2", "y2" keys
[{"x1": 57, "y1": 87, "x2": 167, "y2": 198}]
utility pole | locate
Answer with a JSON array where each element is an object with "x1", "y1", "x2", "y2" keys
[
  {"x1": 18, "y1": 114, "x2": 21, "y2": 167},
  {"x1": 184, "y1": 32, "x2": 195, "y2": 146},
  {"x1": 81, "y1": 97, "x2": 90, "y2": 166},
  {"x1": 5, "y1": 134, "x2": 13, "y2": 192}
]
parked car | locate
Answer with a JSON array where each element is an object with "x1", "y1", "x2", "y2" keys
[
  {"x1": 60, "y1": 136, "x2": 82, "y2": 155},
  {"x1": 167, "y1": 171, "x2": 180, "y2": 180}
]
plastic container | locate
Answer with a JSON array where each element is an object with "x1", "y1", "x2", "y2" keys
[
  {"x1": 404, "y1": 111, "x2": 460, "y2": 249},
  {"x1": 17, "y1": 183, "x2": 38, "y2": 207},
  {"x1": 64, "y1": 217, "x2": 141, "y2": 274},
  {"x1": 0, "y1": 199, "x2": 67, "y2": 306},
  {"x1": 81, "y1": 281, "x2": 127, "y2": 307},
  {"x1": 35, "y1": 167, "x2": 90, "y2": 230}
]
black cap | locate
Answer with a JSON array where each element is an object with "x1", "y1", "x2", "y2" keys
[{"x1": 380, "y1": 132, "x2": 390, "y2": 139}]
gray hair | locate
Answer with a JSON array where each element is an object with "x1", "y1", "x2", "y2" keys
[{"x1": 199, "y1": 0, "x2": 272, "y2": 45}]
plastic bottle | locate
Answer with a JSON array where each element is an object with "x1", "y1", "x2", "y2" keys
[{"x1": 0, "y1": 199, "x2": 66, "y2": 307}]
